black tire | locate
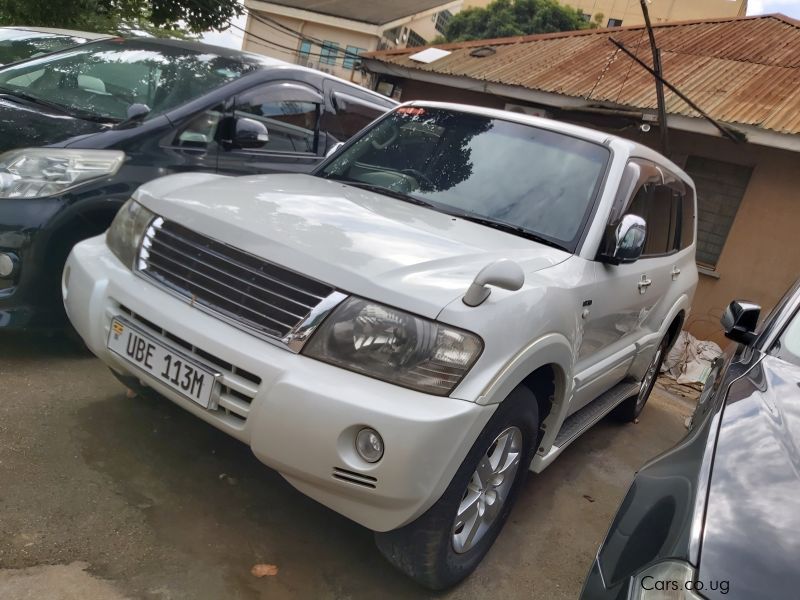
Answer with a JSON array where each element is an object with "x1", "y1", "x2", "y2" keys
[
  {"x1": 374, "y1": 385, "x2": 540, "y2": 590},
  {"x1": 612, "y1": 336, "x2": 669, "y2": 422}
]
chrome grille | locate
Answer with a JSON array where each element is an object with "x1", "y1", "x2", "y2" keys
[
  {"x1": 138, "y1": 218, "x2": 334, "y2": 339},
  {"x1": 116, "y1": 304, "x2": 260, "y2": 425}
]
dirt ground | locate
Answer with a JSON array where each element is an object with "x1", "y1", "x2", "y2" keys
[{"x1": 0, "y1": 333, "x2": 694, "y2": 600}]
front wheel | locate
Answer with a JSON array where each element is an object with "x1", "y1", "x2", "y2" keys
[{"x1": 374, "y1": 386, "x2": 539, "y2": 590}]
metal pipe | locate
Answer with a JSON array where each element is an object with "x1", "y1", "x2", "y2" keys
[{"x1": 639, "y1": 0, "x2": 671, "y2": 155}]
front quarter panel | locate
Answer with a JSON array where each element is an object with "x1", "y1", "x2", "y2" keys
[{"x1": 444, "y1": 256, "x2": 590, "y2": 406}]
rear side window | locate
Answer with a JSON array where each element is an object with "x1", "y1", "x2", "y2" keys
[{"x1": 235, "y1": 82, "x2": 322, "y2": 154}]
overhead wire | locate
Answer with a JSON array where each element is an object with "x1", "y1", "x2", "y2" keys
[
  {"x1": 615, "y1": 27, "x2": 647, "y2": 103},
  {"x1": 247, "y1": 10, "x2": 327, "y2": 46},
  {"x1": 184, "y1": 0, "x2": 364, "y2": 66},
  {"x1": 228, "y1": 21, "x2": 335, "y2": 60}
]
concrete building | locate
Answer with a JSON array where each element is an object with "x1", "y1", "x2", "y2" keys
[
  {"x1": 464, "y1": 0, "x2": 747, "y2": 28},
  {"x1": 241, "y1": 0, "x2": 462, "y2": 85},
  {"x1": 362, "y1": 14, "x2": 800, "y2": 345}
]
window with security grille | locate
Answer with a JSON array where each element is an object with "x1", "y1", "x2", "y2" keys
[
  {"x1": 407, "y1": 30, "x2": 426, "y2": 48},
  {"x1": 435, "y1": 10, "x2": 453, "y2": 34},
  {"x1": 342, "y1": 46, "x2": 365, "y2": 70},
  {"x1": 683, "y1": 156, "x2": 753, "y2": 268},
  {"x1": 320, "y1": 41, "x2": 340, "y2": 65},
  {"x1": 607, "y1": 18, "x2": 623, "y2": 27},
  {"x1": 297, "y1": 39, "x2": 312, "y2": 63}
]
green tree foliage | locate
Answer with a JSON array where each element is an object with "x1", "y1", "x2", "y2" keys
[
  {"x1": 444, "y1": 0, "x2": 590, "y2": 42},
  {"x1": 0, "y1": 0, "x2": 242, "y2": 35}
]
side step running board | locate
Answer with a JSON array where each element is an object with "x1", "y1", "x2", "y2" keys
[{"x1": 553, "y1": 380, "x2": 640, "y2": 449}]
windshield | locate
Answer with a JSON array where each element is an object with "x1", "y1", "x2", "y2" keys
[
  {"x1": 319, "y1": 107, "x2": 610, "y2": 250},
  {"x1": 0, "y1": 39, "x2": 259, "y2": 121},
  {"x1": 0, "y1": 29, "x2": 88, "y2": 65}
]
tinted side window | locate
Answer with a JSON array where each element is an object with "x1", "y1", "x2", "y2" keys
[
  {"x1": 627, "y1": 183, "x2": 681, "y2": 256},
  {"x1": 322, "y1": 91, "x2": 386, "y2": 144},
  {"x1": 773, "y1": 309, "x2": 800, "y2": 368},
  {"x1": 235, "y1": 83, "x2": 322, "y2": 154}
]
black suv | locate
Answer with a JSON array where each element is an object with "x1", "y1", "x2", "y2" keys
[{"x1": 0, "y1": 36, "x2": 395, "y2": 329}]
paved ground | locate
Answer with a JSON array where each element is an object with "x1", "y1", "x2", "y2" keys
[{"x1": 0, "y1": 333, "x2": 694, "y2": 600}]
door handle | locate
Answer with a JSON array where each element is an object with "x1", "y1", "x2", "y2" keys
[
  {"x1": 671, "y1": 266, "x2": 681, "y2": 281},
  {"x1": 638, "y1": 275, "x2": 652, "y2": 294}
]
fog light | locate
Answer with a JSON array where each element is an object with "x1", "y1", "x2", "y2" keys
[
  {"x1": 0, "y1": 252, "x2": 17, "y2": 278},
  {"x1": 355, "y1": 428, "x2": 384, "y2": 463}
]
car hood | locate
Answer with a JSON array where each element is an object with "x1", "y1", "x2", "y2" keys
[
  {"x1": 134, "y1": 173, "x2": 571, "y2": 319},
  {"x1": 698, "y1": 354, "x2": 800, "y2": 600},
  {"x1": 0, "y1": 96, "x2": 104, "y2": 152}
]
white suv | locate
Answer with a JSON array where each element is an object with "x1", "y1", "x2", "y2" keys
[{"x1": 63, "y1": 102, "x2": 698, "y2": 589}]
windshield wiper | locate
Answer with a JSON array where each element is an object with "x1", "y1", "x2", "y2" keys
[
  {"x1": 325, "y1": 175, "x2": 566, "y2": 250},
  {"x1": 0, "y1": 86, "x2": 119, "y2": 124},
  {"x1": 328, "y1": 176, "x2": 437, "y2": 209},
  {"x1": 452, "y1": 213, "x2": 568, "y2": 251}
]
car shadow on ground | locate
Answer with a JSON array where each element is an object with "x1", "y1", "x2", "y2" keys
[
  {"x1": 0, "y1": 331, "x2": 92, "y2": 361},
  {"x1": 3, "y1": 332, "x2": 689, "y2": 599}
]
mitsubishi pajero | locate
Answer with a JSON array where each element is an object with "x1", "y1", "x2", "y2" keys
[{"x1": 63, "y1": 102, "x2": 698, "y2": 589}]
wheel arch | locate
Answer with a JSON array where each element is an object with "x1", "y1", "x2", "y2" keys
[
  {"x1": 42, "y1": 198, "x2": 126, "y2": 272},
  {"x1": 476, "y1": 333, "x2": 574, "y2": 456},
  {"x1": 665, "y1": 309, "x2": 686, "y2": 352},
  {"x1": 630, "y1": 294, "x2": 691, "y2": 381}
]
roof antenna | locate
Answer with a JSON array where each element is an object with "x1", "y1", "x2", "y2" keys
[{"x1": 639, "y1": 0, "x2": 670, "y2": 156}]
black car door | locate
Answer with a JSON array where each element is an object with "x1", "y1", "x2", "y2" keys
[{"x1": 215, "y1": 80, "x2": 325, "y2": 175}]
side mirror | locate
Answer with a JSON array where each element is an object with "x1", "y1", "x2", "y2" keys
[
  {"x1": 126, "y1": 103, "x2": 151, "y2": 121},
  {"x1": 598, "y1": 214, "x2": 647, "y2": 265},
  {"x1": 721, "y1": 300, "x2": 761, "y2": 345},
  {"x1": 326, "y1": 141, "x2": 344, "y2": 157},
  {"x1": 116, "y1": 103, "x2": 151, "y2": 128},
  {"x1": 233, "y1": 117, "x2": 269, "y2": 148},
  {"x1": 463, "y1": 259, "x2": 525, "y2": 307}
]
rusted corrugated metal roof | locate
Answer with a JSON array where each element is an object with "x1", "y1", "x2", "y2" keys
[{"x1": 363, "y1": 14, "x2": 800, "y2": 135}]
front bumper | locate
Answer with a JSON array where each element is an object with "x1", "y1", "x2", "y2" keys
[{"x1": 63, "y1": 235, "x2": 495, "y2": 531}]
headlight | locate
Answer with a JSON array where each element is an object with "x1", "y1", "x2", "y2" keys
[
  {"x1": 629, "y1": 561, "x2": 705, "y2": 599},
  {"x1": 302, "y1": 297, "x2": 483, "y2": 395},
  {"x1": 0, "y1": 148, "x2": 124, "y2": 198},
  {"x1": 106, "y1": 199, "x2": 154, "y2": 269}
]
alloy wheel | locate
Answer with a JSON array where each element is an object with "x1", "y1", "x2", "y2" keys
[
  {"x1": 637, "y1": 345, "x2": 663, "y2": 410},
  {"x1": 452, "y1": 426, "x2": 523, "y2": 554}
]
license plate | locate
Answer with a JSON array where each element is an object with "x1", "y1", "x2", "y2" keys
[{"x1": 107, "y1": 317, "x2": 219, "y2": 408}]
